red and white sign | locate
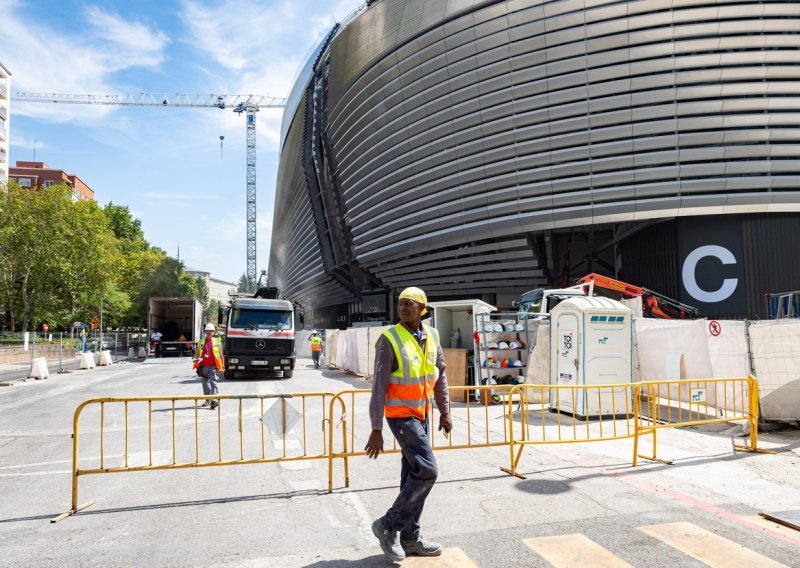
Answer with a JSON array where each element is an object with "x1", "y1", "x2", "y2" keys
[
  {"x1": 42, "y1": 323, "x2": 49, "y2": 333},
  {"x1": 708, "y1": 320, "x2": 722, "y2": 337}
]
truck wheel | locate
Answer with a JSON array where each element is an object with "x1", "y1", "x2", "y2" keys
[
  {"x1": 224, "y1": 369, "x2": 234, "y2": 380},
  {"x1": 282, "y1": 370, "x2": 293, "y2": 379}
]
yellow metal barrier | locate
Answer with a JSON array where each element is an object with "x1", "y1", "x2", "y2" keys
[
  {"x1": 502, "y1": 383, "x2": 638, "y2": 479},
  {"x1": 55, "y1": 378, "x2": 775, "y2": 521},
  {"x1": 632, "y1": 375, "x2": 774, "y2": 466},
  {"x1": 327, "y1": 384, "x2": 518, "y2": 492},
  {"x1": 53, "y1": 392, "x2": 337, "y2": 522}
]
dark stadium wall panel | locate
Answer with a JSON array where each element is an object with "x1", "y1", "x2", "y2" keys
[{"x1": 270, "y1": 0, "x2": 800, "y2": 317}]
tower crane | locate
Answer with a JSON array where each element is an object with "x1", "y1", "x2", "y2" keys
[{"x1": 11, "y1": 92, "x2": 287, "y2": 289}]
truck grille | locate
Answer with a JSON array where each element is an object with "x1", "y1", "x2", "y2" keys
[{"x1": 228, "y1": 338, "x2": 294, "y2": 356}]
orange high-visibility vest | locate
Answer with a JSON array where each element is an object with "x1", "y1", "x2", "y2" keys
[
  {"x1": 382, "y1": 323, "x2": 439, "y2": 420},
  {"x1": 194, "y1": 335, "x2": 225, "y2": 372},
  {"x1": 311, "y1": 336, "x2": 323, "y2": 352}
]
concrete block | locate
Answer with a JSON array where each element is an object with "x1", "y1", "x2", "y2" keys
[
  {"x1": 128, "y1": 347, "x2": 135, "y2": 359},
  {"x1": 79, "y1": 352, "x2": 95, "y2": 369},
  {"x1": 98, "y1": 350, "x2": 113, "y2": 366},
  {"x1": 29, "y1": 357, "x2": 49, "y2": 379},
  {"x1": 137, "y1": 347, "x2": 147, "y2": 358}
]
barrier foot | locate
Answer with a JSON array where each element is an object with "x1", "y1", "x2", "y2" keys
[
  {"x1": 637, "y1": 454, "x2": 673, "y2": 465},
  {"x1": 500, "y1": 467, "x2": 527, "y2": 480},
  {"x1": 734, "y1": 445, "x2": 776, "y2": 455},
  {"x1": 51, "y1": 500, "x2": 95, "y2": 523}
]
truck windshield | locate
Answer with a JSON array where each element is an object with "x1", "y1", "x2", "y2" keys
[
  {"x1": 520, "y1": 289, "x2": 544, "y2": 315},
  {"x1": 231, "y1": 309, "x2": 292, "y2": 330}
]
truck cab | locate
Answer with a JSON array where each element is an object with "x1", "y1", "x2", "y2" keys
[
  {"x1": 223, "y1": 297, "x2": 296, "y2": 379},
  {"x1": 517, "y1": 285, "x2": 586, "y2": 320}
]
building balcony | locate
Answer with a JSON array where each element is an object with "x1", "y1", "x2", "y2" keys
[
  {"x1": 0, "y1": 105, "x2": 6, "y2": 121},
  {"x1": 0, "y1": 83, "x2": 7, "y2": 99}
]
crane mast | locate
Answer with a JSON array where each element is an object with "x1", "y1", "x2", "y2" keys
[{"x1": 11, "y1": 91, "x2": 287, "y2": 289}]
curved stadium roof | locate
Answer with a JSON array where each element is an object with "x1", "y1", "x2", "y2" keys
[{"x1": 270, "y1": 0, "x2": 800, "y2": 310}]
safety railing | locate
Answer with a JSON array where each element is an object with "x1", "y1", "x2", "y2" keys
[
  {"x1": 502, "y1": 383, "x2": 638, "y2": 478},
  {"x1": 327, "y1": 384, "x2": 519, "y2": 492},
  {"x1": 53, "y1": 392, "x2": 338, "y2": 522},
  {"x1": 55, "y1": 378, "x2": 773, "y2": 521},
  {"x1": 632, "y1": 375, "x2": 773, "y2": 466}
]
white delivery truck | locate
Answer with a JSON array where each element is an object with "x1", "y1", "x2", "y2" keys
[
  {"x1": 147, "y1": 297, "x2": 203, "y2": 357},
  {"x1": 222, "y1": 287, "x2": 296, "y2": 379}
]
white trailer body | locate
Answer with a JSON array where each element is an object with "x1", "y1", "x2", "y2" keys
[{"x1": 147, "y1": 297, "x2": 203, "y2": 356}]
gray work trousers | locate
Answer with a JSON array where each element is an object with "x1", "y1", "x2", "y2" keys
[
  {"x1": 384, "y1": 416, "x2": 438, "y2": 541},
  {"x1": 200, "y1": 365, "x2": 219, "y2": 396}
]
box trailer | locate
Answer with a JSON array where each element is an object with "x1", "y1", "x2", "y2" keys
[{"x1": 147, "y1": 297, "x2": 203, "y2": 357}]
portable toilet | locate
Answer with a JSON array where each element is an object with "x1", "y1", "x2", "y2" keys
[{"x1": 549, "y1": 296, "x2": 632, "y2": 419}]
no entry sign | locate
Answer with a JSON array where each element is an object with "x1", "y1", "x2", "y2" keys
[{"x1": 708, "y1": 320, "x2": 722, "y2": 337}]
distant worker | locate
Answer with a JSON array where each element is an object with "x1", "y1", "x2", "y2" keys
[
  {"x1": 365, "y1": 286, "x2": 451, "y2": 561},
  {"x1": 309, "y1": 331, "x2": 323, "y2": 369},
  {"x1": 150, "y1": 328, "x2": 163, "y2": 357},
  {"x1": 193, "y1": 323, "x2": 224, "y2": 409}
]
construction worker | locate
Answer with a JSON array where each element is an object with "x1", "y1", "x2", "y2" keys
[
  {"x1": 309, "y1": 331, "x2": 323, "y2": 369},
  {"x1": 365, "y1": 286, "x2": 451, "y2": 561},
  {"x1": 193, "y1": 323, "x2": 224, "y2": 409}
]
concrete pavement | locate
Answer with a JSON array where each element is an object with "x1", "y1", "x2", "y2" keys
[{"x1": 0, "y1": 357, "x2": 799, "y2": 567}]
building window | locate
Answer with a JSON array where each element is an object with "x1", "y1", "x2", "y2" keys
[
  {"x1": 44, "y1": 180, "x2": 54, "y2": 188},
  {"x1": 18, "y1": 178, "x2": 31, "y2": 187}
]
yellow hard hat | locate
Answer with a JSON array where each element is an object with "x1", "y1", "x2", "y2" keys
[{"x1": 398, "y1": 286, "x2": 428, "y2": 316}]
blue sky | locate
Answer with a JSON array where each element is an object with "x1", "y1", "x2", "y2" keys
[{"x1": 1, "y1": 0, "x2": 361, "y2": 283}]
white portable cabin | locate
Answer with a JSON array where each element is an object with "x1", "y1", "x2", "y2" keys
[
  {"x1": 549, "y1": 296, "x2": 633, "y2": 419},
  {"x1": 428, "y1": 300, "x2": 496, "y2": 350},
  {"x1": 428, "y1": 300, "x2": 497, "y2": 391}
]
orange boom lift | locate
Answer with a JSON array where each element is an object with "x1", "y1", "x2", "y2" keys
[{"x1": 575, "y1": 273, "x2": 700, "y2": 320}]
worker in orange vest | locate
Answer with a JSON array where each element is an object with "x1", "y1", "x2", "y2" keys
[
  {"x1": 365, "y1": 287, "x2": 451, "y2": 561},
  {"x1": 309, "y1": 331, "x2": 323, "y2": 369}
]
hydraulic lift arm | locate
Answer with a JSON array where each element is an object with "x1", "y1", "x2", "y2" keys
[{"x1": 575, "y1": 273, "x2": 700, "y2": 320}]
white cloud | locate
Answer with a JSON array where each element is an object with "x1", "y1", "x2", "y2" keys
[
  {"x1": 9, "y1": 133, "x2": 43, "y2": 150},
  {"x1": 0, "y1": 2, "x2": 170, "y2": 123},
  {"x1": 179, "y1": 0, "x2": 361, "y2": 148},
  {"x1": 84, "y1": 6, "x2": 170, "y2": 69}
]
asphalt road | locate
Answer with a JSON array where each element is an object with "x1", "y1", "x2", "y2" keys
[{"x1": 1, "y1": 357, "x2": 799, "y2": 567}]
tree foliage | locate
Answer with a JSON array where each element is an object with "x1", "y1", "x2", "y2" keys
[{"x1": 0, "y1": 182, "x2": 208, "y2": 331}]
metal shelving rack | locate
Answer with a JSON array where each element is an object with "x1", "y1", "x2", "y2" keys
[{"x1": 476, "y1": 311, "x2": 530, "y2": 388}]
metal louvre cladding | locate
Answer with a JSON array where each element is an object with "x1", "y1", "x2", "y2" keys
[{"x1": 269, "y1": 0, "x2": 800, "y2": 305}]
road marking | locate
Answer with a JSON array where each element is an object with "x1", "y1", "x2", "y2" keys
[
  {"x1": 0, "y1": 455, "x2": 122, "y2": 470},
  {"x1": 523, "y1": 534, "x2": 634, "y2": 568},
  {"x1": 742, "y1": 515, "x2": 800, "y2": 544},
  {"x1": 118, "y1": 451, "x2": 172, "y2": 468},
  {"x1": 401, "y1": 548, "x2": 478, "y2": 567},
  {"x1": 638, "y1": 521, "x2": 790, "y2": 568},
  {"x1": 0, "y1": 470, "x2": 71, "y2": 477}
]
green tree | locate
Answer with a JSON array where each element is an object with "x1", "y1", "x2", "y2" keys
[
  {"x1": 103, "y1": 202, "x2": 148, "y2": 254},
  {"x1": 203, "y1": 298, "x2": 223, "y2": 326},
  {"x1": 237, "y1": 272, "x2": 255, "y2": 293},
  {"x1": 195, "y1": 276, "x2": 209, "y2": 307},
  {"x1": 0, "y1": 182, "x2": 119, "y2": 331}
]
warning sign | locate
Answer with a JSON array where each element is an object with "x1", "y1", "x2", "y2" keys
[{"x1": 708, "y1": 320, "x2": 721, "y2": 337}]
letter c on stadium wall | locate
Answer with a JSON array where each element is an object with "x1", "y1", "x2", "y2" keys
[{"x1": 681, "y1": 245, "x2": 739, "y2": 303}]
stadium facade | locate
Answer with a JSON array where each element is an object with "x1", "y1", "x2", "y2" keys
[{"x1": 269, "y1": 0, "x2": 800, "y2": 329}]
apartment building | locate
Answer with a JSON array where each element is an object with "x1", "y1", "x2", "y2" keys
[
  {"x1": 185, "y1": 268, "x2": 237, "y2": 304},
  {"x1": 9, "y1": 161, "x2": 95, "y2": 200},
  {"x1": 0, "y1": 62, "x2": 10, "y2": 184}
]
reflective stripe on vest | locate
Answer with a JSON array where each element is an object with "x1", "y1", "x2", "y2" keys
[
  {"x1": 382, "y1": 323, "x2": 439, "y2": 420},
  {"x1": 196, "y1": 336, "x2": 225, "y2": 372}
]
